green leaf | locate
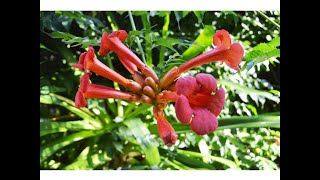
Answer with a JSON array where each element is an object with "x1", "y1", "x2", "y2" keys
[
  {"x1": 40, "y1": 95, "x2": 53, "y2": 104},
  {"x1": 209, "y1": 156, "x2": 240, "y2": 169},
  {"x1": 181, "y1": 25, "x2": 215, "y2": 60},
  {"x1": 193, "y1": 11, "x2": 205, "y2": 24},
  {"x1": 174, "y1": 11, "x2": 183, "y2": 30},
  {"x1": 222, "y1": 11, "x2": 238, "y2": 17},
  {"x1": 40, "y1": 120, "x2": 97, "y2": 136},
  {"x1": 244, "y1": 36, "x2": 280, "y2": 70},
  {"x1": 198, "y1": 139, "x2": 210, "y2": 162},
  {"x1": 218, "y1": 115, "x2": 280, "y2": 129},
  {"x1": 40, "y1": 85, "x2": 66, "y2": 94},
  {"x1": 182, "y1": 11, "x2": 191, "y2": 18},
  {"x1": 74, "y1": 146, "x2": 90, "y2": 161},
  {"x1": 48, "y1": 31, "x2": 99, "y2": 48},
  {"x1": 125, "y1": 104, "x2": 152, "y2": 118},
  {"x1": 55, "y1": 11, "x2": 83, "y2": 19},
  {"x1": 132, "y1": 11, "x2": 148, "y2": 16},
  {"x1": 269, "y1": 36, "x2": 280, "y2": 47},
  {"x1": 256, "y1": 156, "x2": 279, "y2": 170},
  {"x1": 176, "y1": 149, "x2": 239, "y2": 169},
  {"x1": 40, "y1": 130, "x2": 106, "y2": 163},
  {"x1": 49, "y1": 31, "x2": 76, "y2": 39},
  {"x1": 64, "y1": 151, "x2": 111, "y2": 170},
  {"x1": 127, "y1": 30, "x2": 144, "y2": 47},
  {"x1": 246, "y1": 104, "x2": 258, "y2": 116},
  {"x1": 40, "y1": 43, "x2": 46, "y2": 49},
  {"x1": 171, "y1": 152, "x2": 216, "y2": 169},
  {"x1": 128, "y1": 30, "x2": 144, "y2": 37},
  {"x1": 149, "y1": 114, "x2": 280, "y2": 134},
  {"x1": 162, "y1": 158, "x2": 191, "y2": 170},
  {"x1": 222, "y1": 11, "x2": 239, "y2": 25},
  {"x1": 40, "y1": 43, "x2": 55, "y2": 53},
  {"x1": 217, "y1": 79, "x2": 280, "y2": 103},
  {"x1": 158, "y1": 11, "x2": 171, "y2": 17},
  {"x1": 123, "y1": 118, "x2": 160, "y2": 166},
  {"x1": 40, "y1": 94, "x2": 101, "y2": 128},
  {"x1": 156, "y1": 37, "x2": 180, "y2": 51}
]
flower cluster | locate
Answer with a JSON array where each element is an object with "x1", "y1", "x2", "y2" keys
[{"x1": 73, "y1": 29, "x2": 244, "y2": 146}]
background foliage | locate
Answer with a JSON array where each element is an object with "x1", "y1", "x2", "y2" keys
[{"x1": 40, "y1": 11, "x2": 280, "y2": 170}]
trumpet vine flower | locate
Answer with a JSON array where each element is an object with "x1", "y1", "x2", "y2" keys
[{"x1": 73, "y1": 29, "x2": 244, "y2": 146}]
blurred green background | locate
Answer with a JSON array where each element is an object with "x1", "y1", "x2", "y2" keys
[{"x1": 40, "y1": 11, "x2": 280, "y2": 170}]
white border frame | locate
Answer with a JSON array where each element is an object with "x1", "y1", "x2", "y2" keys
[
  {"x1": 40, "y1": 0, "x2": 280, "y2": 11},
  {"x1": 40, "y1": 170, "x2": 280, "y2": 180},
  {"x1": 40, "y1": 1, "x2": 280, "y2": 179}
]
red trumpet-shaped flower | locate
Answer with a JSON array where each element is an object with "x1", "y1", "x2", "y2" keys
[
  {"x1": 159, "y1": 74, "x2": 225, "y2": 135},
  {"x1": 160, "y1": 29, "x2": 244, "y2": 89},
  {"x1": 99, "y1": 31, "x2": 138, "y2": 75},
  {"x1": 72, "y1": 47, "x2": 142, "y2": 94},
  {"x1": 99, "y1": 30, "x2": 159, "y2": 83},
  {"x1": 75, "y1": 73, "x2": 141, "y2": 108},
  {"x1": 153, "y1": 107, "x2": 178, "y2": 146}
]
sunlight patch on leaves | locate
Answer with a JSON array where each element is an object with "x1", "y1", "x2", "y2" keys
[
  {"x1": 244, "y1": 36, "x2": 280, "y2": 70},
  {"x1": 49, "y1": 31, "x2": 100, "y2": 48},
  {"x1": 121, "y1": 118, "x2": 160, "y2": 167},
  {"x1": 217, "y1": 79, "x2": 280, "y2": 103}
]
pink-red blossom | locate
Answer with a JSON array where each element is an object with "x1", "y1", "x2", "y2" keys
[{"x1": 72, "y1": 29, "x2": 244, "y2": 146}]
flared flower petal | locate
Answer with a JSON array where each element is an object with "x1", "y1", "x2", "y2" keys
[
  {"x1": 213, "y1": 29, "x2": 231, "y2": 50},
  {"x1": 195, "y1": 73, "x2": 217, "y2": 95},
  {"x1": 153, "y1": 107, "x2": 178, "y2": 146},
  {"x1": 72, "y1": 52, "x2": 87, "y2": 70},
  {"x1": 99, "y1": 31, "x2": 128, "y2": 57},
  {"x1": 175, "y1": 95, "x2": 193, "y2": 125},
  {"x1": 75, "y1": 72, "x2": 91, "y2": 108},
  {"x1": 79, "y1": 72, "x2": 91, "y2": 93},
  {"x1": 75, "y1": 91, "x2": 87, "y2": 108},
  {"x1": 190, "y1": 107, "x2": 218, "y2": 135},
  {"x1": 109, "y1": 30, "x2": 128, "y2": 41},
  {"x1": 175, "y1": 76, "x2": 198, "y2": 97},
  {"x1": 207, "y1": 88, "x2": 225, "y2": 116},
  {"x1": 99, "y1": 32, "x2": 111, "y2": 57},
  {"x1": 220, "y1": 43, "x2": 244, "y2": 71}
]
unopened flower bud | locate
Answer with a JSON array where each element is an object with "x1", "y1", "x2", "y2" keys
[
  {"x1": 141, "y1": 95, "x2": 153, "y2": 104},
  {"x1": 145, "y1": 77, "x2": 157, "y2": 91},
  {"x1": 143, "y1": 86, "x2": 155, "y2": 99},
  {"x1": 126, "y1": 80, "x2": 143, "y2": 94}
]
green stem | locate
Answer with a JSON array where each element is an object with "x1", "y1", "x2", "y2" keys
[
  {"x1": 158, "y1": 12, "x2": 170, "y2": 67},
  {"x1": 257, "y1": 11, "x2": 280, "y2": 30},
  {"x1": 128, "y1": 11, "x2": 146, "y2": 64},
  {"x1": 162, "y1": 158, "x2": 185, "y2": 170},
  {"x1": 141, "y1": 14, "x2": 153, "y2": 67},
  {"x1": 176, "y1": 149, "x2": 239, "y2": 169}
]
